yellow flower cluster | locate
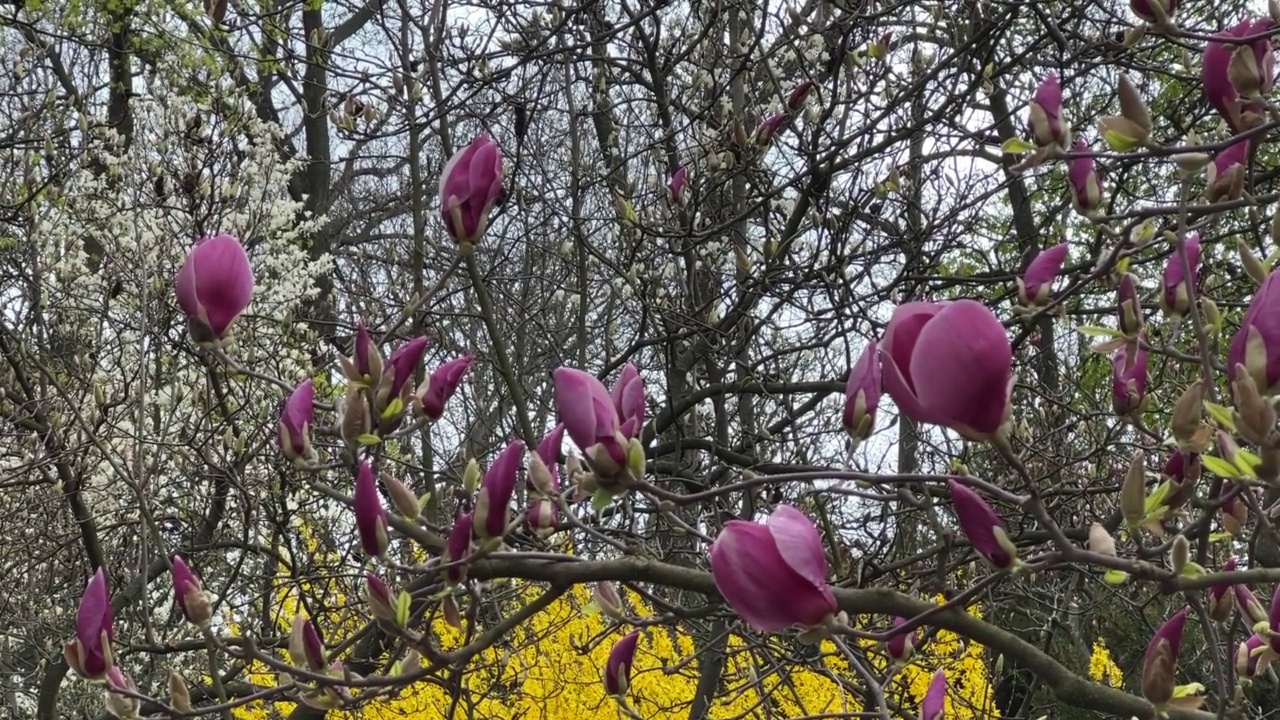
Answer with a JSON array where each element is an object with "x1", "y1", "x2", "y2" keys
[{"x1": 227, "y1": 562, "x2": 1000, "y2": 720}]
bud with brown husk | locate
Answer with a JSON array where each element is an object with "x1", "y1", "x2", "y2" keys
[
  {"x1": 1088, "y1": 523, "x2": 1117, "y2": 556},
  {"x1": 1233, "y1": 369, "x2": 1278, "y2": 447},
  {"x1": 1122, "y1": 449, "x2": 1147, "y2": 529},
  {"x1": 1171, "y1": 380, "x2": 1206, "y2": 452}
]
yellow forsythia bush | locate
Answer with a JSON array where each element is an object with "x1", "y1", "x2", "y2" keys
[{"x1": 228, "y1": 578, "x2": 1004, "y2": 720}]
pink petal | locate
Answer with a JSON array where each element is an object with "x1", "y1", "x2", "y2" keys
[
  {"x1": 909, "y1": 300, "x2": 1011, "y2": 435},
  {"x1": 767, "y1": 505, "x2": 830, "y2": 591}
]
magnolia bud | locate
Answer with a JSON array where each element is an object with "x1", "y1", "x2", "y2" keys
[
  {"x1": 400, "y1": 649, "x2": 422, "y2": 675},
  {"x1": 1239, "y1": 240, "x2": 1269, "y2": 285},
  {"x1": 1169, "y1": 535, "x2": 1190, "y2": 573},
  {"x1": 1088, "y1": 523, "x2": 1117, "y2": 556},
  {"x1": 1170, "y1": 381, "x2": 1204, "y2": 451},
  {"x1": 462, "y1": 459, "x2": 482, "y2": 493},
  {"x1": 381, "y1": 472, "x2": 421, "y2": 520},
  {"x1": 168, "y1": 669, "x2": 192, "y2": 713},
  {"x1": 442, "y1": 594, "x2": 462, "y2": 629},
  {"x1": 1233, "y1": 370, "x2": 1278, "y2": 446},
  {"x1": 1122, "y1": 449, "x2": 1147, "y2": 528},
  {"x1": 593, "y1": 581, "x2": 624, "y2": 620}
]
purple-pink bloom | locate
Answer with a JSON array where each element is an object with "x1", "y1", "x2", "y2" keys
[
  {"x1": 414, "y1": 355, "x2": 474, "y2": 422},
  {"x1": 1027, "y1": 74, "x2": 1067, "y2": 149},
  {"x1": 278, "y1": 379, "x2": 315, "y2": 464},
  {"x1": 341, "y1": 322, "x2": 384, "y2": 386},
  {"x1": 948, "y1": 479, "x2": 1015, "y2": 569},
  {"x1": 1130, "y1": 0, "x2": 1175, "y2": 23},
  {"x1": 879, "y1": 300, "x2": 1013, "y2": 440},
  {"x1": 174, "y1": 234, "x2": 254, "y2": 344},
  {"x1": 787, "y1": 81, "x2": 814, "y2": 110},
  {"x1": 1068, "y1": 140, "x2": 1104, "y2": 213},
  {"x1": 921, "y1": 669, "x2": 947, "y2": 720},
  {"x1": 1237, "y1": 583, "x2": 1268, "y2": 627},
  {"x1": 1018, "y1": 242, "x2": 1068, "y2": 307},
  {"x1": 612, "y1": 363, "x2": 646, "y2": 440},
  {"x1": 529, "y1": 423, "x2": 565, "y2": 495},
  {"x1": 381, "y1": 336, "x2": 429, "y2": 405},
  {"x1": 1228, "y1": 270, "x2": 1280, "y2": 394},
  {"x1": 65, "y1": 567, "x2": 114, "y2": 679},
  {"x1": 709, "y1": 505, "x2": 838, "y2": 632},
  {"x1": 604, "y1": 631, "x2": 640, "y2": 696},
  {"x1": 1221, "y1": 485, "x2": 1248, "y2": 536},
  {"x1": 440, "y1": 134, "x2": 504, "y2": 245},
  {"x1": 670, "y1": 166, "x2": 688, "y2": 205},
  {"x1": 1207, "y1": 557, "x2": 1236, "y2": 622},
  {"x1": 1238, "y1": 633, "x2": 1274, "y2": 677},
  {"x1": 886, "y1": 615, "x2": 919, "y2": 664},
  {"x1": 1203, "y1": 19, "x2": 1274, "y2": 133},
  {"x1": 443, "y1": 512, "x2": 473, "y2": 584},
  {"x1": 527, "y1": 497, "x2": 557, "y2": 537},
  {"x1": 171, "y1": 555, "x2": 211, "y2": 626},
  {"x1": 354, "y1": 459, "x2": 390, "y2": 557},
  {"x1": 290, "y1": 615, "x2": 327, "y2": 671},
  {"x1": 754, "y1": 113, "x2": 790, "y2": 146},
  {"x1": 1111, "y1": 345, "x2": 1148, "y2": 417},
  {"x1": 1162, "y1": 450, "x2": 1200, "y2": 511},
  {"x1": 1161, "y1": 234, "x2": 1201, "y2": 317},
  {"x1": 364, "y1": 571, "x2": 396, "y2": 624},
  {"x1": 553, "y1": 367, "x2": 628, "y2": 472},
  {"x1": 1206, "y1": 138, "x2": 1250, "y2": 202},
  {"x1": 842, "y1": 341, "x2": 880, "y2": 441},
  {"x1": 1142, "y1": 608, "x2": 1187, "y2": 706},
  {"x1": 475, "y1": 440, "x2": 525, "y2": 541}
]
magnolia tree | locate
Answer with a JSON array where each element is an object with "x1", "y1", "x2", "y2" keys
[{"x1": 10, "y1": 0, "x2": 1280, "y2": 716}]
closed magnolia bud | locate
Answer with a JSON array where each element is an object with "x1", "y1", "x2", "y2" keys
[
  {"x1": 400, "y1": 649, "x2": 422, "y2": 675},
  {"x1": 1117, "y1": 74, "x2": 1153, "y2": 134},
  {"x1": 381, "y1": 472, "x2": 420, "y2": 520},
  {"x1": 1175, "y1": 152, "x2": 1212, "y2": 178},
  {"x1": 1170, "y1": 381, "x2": 1204, "y2": 451},
  {"x1": 339, "y1": 387, "x2": 372, "y2": 449},
  {"x1": 1122, "y1": 449, "x2": 1147, "y2": 528},
  {"x1": 462, "y1": 458, "x2": 481, "y2": 493},
  {"x1": 1232, "y1": 372, "x2": 1278, "y2": 447},
  {"x1": 168, "y1": 669, "x2": 192, "y2": 713},
  {"x1": 1239, "y1": 239, "x2": 1269, "y2": 285},
  {"x1": 1201, "y1": 297, "x2": 1221, "y2": 327},
  {"x1": 1088, "y1": 523, "x2": 1117, "y2": 556},
  {"x1": 1170, "y1": 535, "x2": 1190, "y2": 573},
  {"x1": 442, "y1": 594, "x2": 462, "y2": 629},
  {"x1": 593, "y1": 581, "x2": 624, "y2": 620}
]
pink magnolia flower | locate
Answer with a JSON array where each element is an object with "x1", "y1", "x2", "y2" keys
[
  {"x1": 1162, "y1": 451, "x2": 1200, "y2": 511},
  {"x1": 1203, "y1": 19, "x2": 1274, "y2": 133},
  {"x1": 440, "y1": 134, "x2": 504, "y2": 245},
  {"x1": 1221, "y1": 486, "x2": 1249, "y2": 536},
  {"x1": 1130, "y1": 0, "x2": 1176, "y2": 23},
  {"x1": 378, "y1": 336, "x2": 429, "y2": 408},
  {"x1": 709, "y1": 505, "x2": 838, "y2": 632},
  {"x1": 171, "y1": 555, "x2": 212, "y2": 626},
  {"x1": 364, "y1": 571, "x2": 396, "y2": 625},
  {"x1": 475, "y1": 440, "x2": 525, "y2": 541},
  {"x1": 1111, "y1": 345, "x2": 1148, "y2": 417},
  {"x1": 529, "y1": 424, "x2": 565, "y2": 495},
  {"x1": 842, "y1": 341, "x2": 880, "y2": 442},
  {"x1": 553, "y1": 367, "x2": 628, "y2": 475},
  {"x1": 1141, "y1": 608, "x2": 1187, "y2": 707},
  {"x1": 886, "y1": 616, "x2": 919, "y2": 664},
  {"x1": 754, "y1": 113, "x2": 790, "y2": 146},
  {"x1": 948, "y1": 479, "x2": 1016, "y2": 570},
  {"x1": 787, "y1": 81, "x2": 814, "y2": 110},
  {"x1": 174, "y1": 234, "x2": 254, "y2": 345},
  {"x1": 339, "y1": 322, "x2": 384, "y2": 386},
  {"x1": 1027, "y1": 74, "x2": 1068, "y2": 149},
  {"x1": 278, "y1": 379, "x2": 315, "y2": 464},
  {"x1": 879, "y1": 300, "x2": 1013, "y2": 440},
  {"x1": 1018, "y1": 242, "x2": 1068, "y2": 307},
  {"x1": 442, "y1": 512, "x2": 473, "y2": 584},
  {"x1": 527, "y1": 497, "x2": 557, "y2": 538},
  {"x1": 288, "y1": 615, "x2": 327, "y2": 671},
  {"x1": 354, "y1": 459, "x2": 390, "y2": 557},
  {"x1": 64, "y1": 567, "x2": 114, "y2": 679},
  {"x1": 1161, "y1": 234, "x2": 1201, "y2": 317},
  {"x1": 604, "y1": 631, "x2": 640, "y2": 696},
  {"x1": 612, "y1": 363, "x2": 646, "y2": 440},
  {"x1": 1206, "y1": 138, "x2": 1250, "y2": 202},
  {"x1": 1116, "y1": 273, "x2": 1143, "y2": 338},
  {"x1": 414, "y1": 355, "x2": 474, "y2": 422},
  {"x1": 921, "y1": 669, "x2": 947, "y2": 720},
  {"x1": 1068, "y1": 140, "x2": 1104, "y2": 213},
  {"x1": 670, "y1": 165, "x2": 688, "y2": 205},
  {"x1": 1228, "y1": 270, "x2": 1280, "y2": 394},
  {"x1": 1238, "y1": 633, "x2": 1275, "y2": 677},
  {"x1": 1208, "y1": 557, "x2": 1237, "y2": 622},
  {"x1": 1237, "y1": 583, "x2": 1268, "y2": 627}
]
